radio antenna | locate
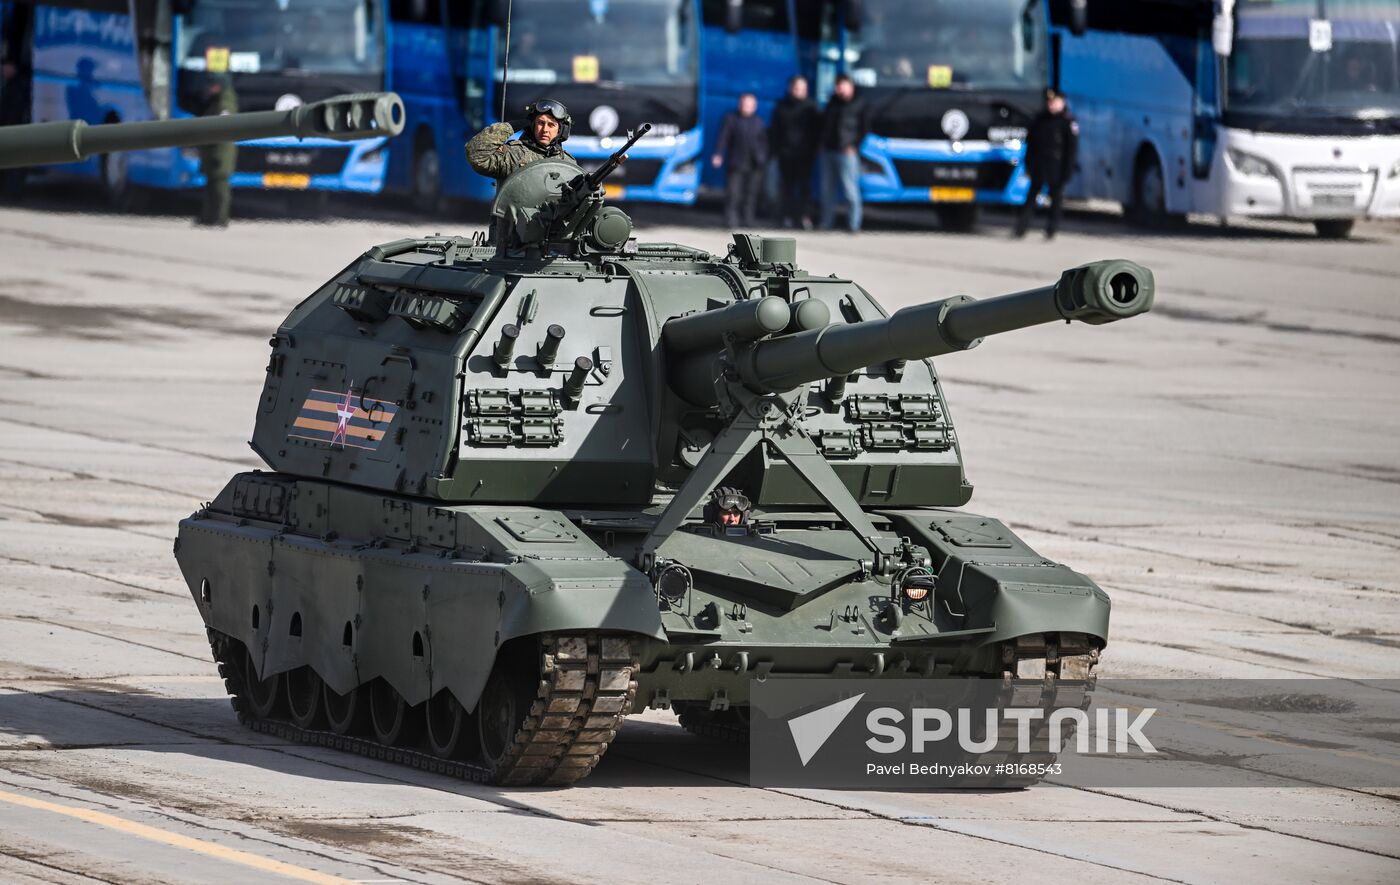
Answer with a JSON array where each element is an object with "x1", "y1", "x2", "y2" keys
[{"x1": 499, "y1": 0, "x2": 514, "y2": 121}]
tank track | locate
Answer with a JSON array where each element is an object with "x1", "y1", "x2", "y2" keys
[
  {"x1": 674, "y1": 632, "x2": 1099, "y2": 789},
  {"x1": 675, "y1": 703, "x2": 751, "y2": 744},
  {"x1": 207, "y1": 629, "x2": 639, "y2": 786}
]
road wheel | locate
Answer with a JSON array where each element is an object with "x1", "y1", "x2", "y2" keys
[
  {"x1": 476, "y1": 647, "x2": 537, "y2": 770},
  {"x1": 426, "y1": 689, "x2": 477, "y2": 760},
  {"x1": 285, "y1": 666, "x2": 324, "y2": 729},
  {"x1": 242, "y1": 648, "x2": 283, "y2": 720},
  {"x1": 323, "y1": 683, "x2": 368, "y2": 736},
  {"x1": 1314, "y1": 219, "x2": 1355, "y2": 239},
  {"x1": 935, "y1": 204, "x2": 978, "y2": 233},
  {"x1": 369, "y1": 679, "x2": 421, "y2": 746}
]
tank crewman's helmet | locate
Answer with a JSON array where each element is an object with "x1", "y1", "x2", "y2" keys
[
  {"x1": 704, "y1": 486, "x2": 752, "y2": 528},
  {"x1": 526, "y1": 99, "x2": 573, "y2": 144}
]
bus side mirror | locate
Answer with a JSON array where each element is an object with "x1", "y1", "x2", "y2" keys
[
  {"x1": 724, "y1": 0, "x2": 742, "y2": 35},
  {"x1": 1069, "y1": 0, "x2": 1087, "y2": 36}
]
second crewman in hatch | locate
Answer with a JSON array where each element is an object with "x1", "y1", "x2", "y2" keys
[{"x1": 466, "y1": 99, "x2": 579, "y2": 182}]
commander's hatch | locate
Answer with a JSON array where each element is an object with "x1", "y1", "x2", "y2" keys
[{"x1": 661, "y1": 525, "x2": 869, "y2": 610}]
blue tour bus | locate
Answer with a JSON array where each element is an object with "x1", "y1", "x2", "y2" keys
[
  {"x1": 0, "y1": 0, "x2": 392, "y2": 205},
  {"x1": 1049, "y1": 0, "x2": 1400, "y2": 238},
  {"x1": 384, "y1": 0, "x2": 704, "y2": 205},
  {"x1": 812, "y1": 0, "x2": 1051, "y2": 230}
]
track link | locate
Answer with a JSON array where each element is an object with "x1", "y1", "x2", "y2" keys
[{"x1": 208, "y1": 629, "x2": 638, "y2": 786}]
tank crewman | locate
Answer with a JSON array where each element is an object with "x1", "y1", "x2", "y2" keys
[
  {"x1": 1014, "y1": 87, "x2": 1079, "y2": 240},
  {"x1": 196, "y1": 74, "x2": 238, "y2": 227},
  {"x1": 704, "y1": 487, "x2": 752, "y2": 528},
  {"x1": 466, "y1": 99, "x2": 579, "y2": 181}
]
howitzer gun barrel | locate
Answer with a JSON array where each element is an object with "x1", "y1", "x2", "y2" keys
[
  {"x1": 0, "y1": 93, "x2": 405, "y2": 170},
  {"x1": 740, "y1": 259, "x2": 1153, "y2": 397}
]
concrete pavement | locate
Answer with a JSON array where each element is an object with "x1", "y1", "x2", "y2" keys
[{"x1": 0, "y1": 203, "x2": 1397, "y2": 883}]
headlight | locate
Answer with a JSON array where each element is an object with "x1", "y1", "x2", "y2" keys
[
  {"x1": 358, "y1": 145, "x2": 387, "y2": 165},
  {"x1": 667, "y1": 161, "x2": 696, "y2": 180},
  {"x1": 859, "y1": 156, "x2": 885, "y2": 177},
  {"x1": 1227, "y1": 148, "x2": 1274, "y2": 178},
  {"x1": 180, "y1": 148, "x2": 200, "y2": 163},
  {"x1": 1389, "y1": 158, "x2": 1400, "y2": 179}
]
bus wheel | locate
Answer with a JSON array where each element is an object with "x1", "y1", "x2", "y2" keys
[
  {"x1": 935, "y1": 204, "x2": 978, "y2": 233},
  {"x1": 413, "y1": 136, "x2": 443, "y2": 214},
  {"x1": 1314, "y1": 219, "x2": 1354, "y2": 239},
  {"x1": 1130, "y1": 154, "x2": 1169, "y2": 228}
]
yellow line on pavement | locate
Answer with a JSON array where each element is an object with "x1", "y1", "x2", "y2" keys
[{"x1": 0, "y1": 788, "x2": 358, "y2": 885}]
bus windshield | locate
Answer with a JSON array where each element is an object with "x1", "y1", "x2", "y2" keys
[
  {"x1": 176, "y1": 0, "x2": 383, "y2": 77},
  {"x1": 850, "y1": 0, "x2": 1047, "y2": 91},
  {"x1": 1228, "y1": 0, "x2": 1400, "y2": 120},
  {"x1": 499, "y1": 0, "x2": 698, "y2": 87}
]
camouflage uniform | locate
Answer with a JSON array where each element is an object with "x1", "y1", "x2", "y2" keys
[
  {"x1": 466, "y1": 121, "x2": 578, "y2": 181},
  {"x1": 197, "y1": 83, "x2": 238, "y2": 226}
]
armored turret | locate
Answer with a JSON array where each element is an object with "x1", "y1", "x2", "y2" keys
[
  {"x1": 0, "y1": 93, "x2": 405, "y2": 169},
  {"x1": 175, "y1": 121, "x2": 1158, "y2": 788}
]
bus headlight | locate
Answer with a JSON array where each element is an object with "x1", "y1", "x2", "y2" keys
[
  {"x1": 358, "y1": 145, "x2": 387, "y2": 166},
  {"x1": 1388, "y1": 158, "x2": 1400, "y2": 179},
  {"x1": 1227, "y1": 149, "x2": 1275, "y2": 179}
]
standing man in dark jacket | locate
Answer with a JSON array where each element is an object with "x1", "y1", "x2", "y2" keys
[
  {"x1": 711, "y1": 92, "x2": 768, "y2": 228},
  {"x1": 1015, "y1": 88, "x2": 1079, "y2": 239},
  {"x1": 769, "y1": 75, "x2": 819, "y2": 229},
  {"x1": 819, "y1": 74, "x2": 867, "y2": 232}
]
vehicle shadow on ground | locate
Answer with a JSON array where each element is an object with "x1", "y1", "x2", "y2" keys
[{"x1": 0, "y1": 688, "x2": 753, "y2": 797}]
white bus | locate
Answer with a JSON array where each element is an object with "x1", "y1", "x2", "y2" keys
[{"x1": 1051, "y1": 0, "x2": 1400, "y2": 238}]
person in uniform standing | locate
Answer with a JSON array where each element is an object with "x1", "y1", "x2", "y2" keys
[
  {"x1": 769, "y1": 75, "x2": 819, "y2": 229},
  {"x1": 196, "y1": 74, "x2": 238, "y2": 227},
  {"x1": 711, "y1": 92, "x2": 768, "y2": 228},
  {"x1": 1014, "y1": 87, "x2": 1079, "y2": 240},
  {"x1": 466, "y1": 99, "x2": 578, "y2": 182}
]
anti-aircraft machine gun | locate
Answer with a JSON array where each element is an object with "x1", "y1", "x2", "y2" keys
[{"x1": 174, "y1": 116, "x2": 1155, "y2": 787}]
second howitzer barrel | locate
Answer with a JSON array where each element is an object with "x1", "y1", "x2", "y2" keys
[{"x1": 0, "y1": 93, "x2": 406, "y2": 169}]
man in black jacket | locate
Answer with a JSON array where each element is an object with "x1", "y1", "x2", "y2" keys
[
  {"x1": 769, "y1": 75, "x2": 819, "y2": 229},
  {"x1": 711, "y1": 92, "x2": 769, "y2": 228},
  {"x1": 819, "y1": 74, "x2": 868, "y2": 232},
  {"x1": 1015, "y1": 88, "x2": 1079, "y2": 239}
]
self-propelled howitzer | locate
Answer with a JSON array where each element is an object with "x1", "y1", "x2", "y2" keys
[
  {"x1": 0, "y1": 93, "x2": 405, "y2": 169},
  {"x1": 175, "y1": 150, "x2": 1158, "y2": 788}
]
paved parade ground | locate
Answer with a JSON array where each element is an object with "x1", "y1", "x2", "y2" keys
[{"x1": 0, "y1": 199, "x2": 1398, "y2": 883}]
